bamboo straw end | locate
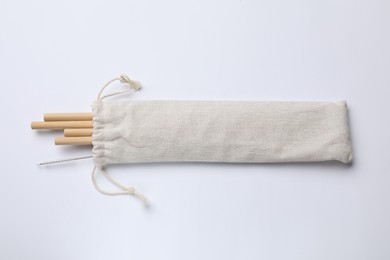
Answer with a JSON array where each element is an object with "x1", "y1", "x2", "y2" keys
[{"x1": 31, "y1": 121, "x2": 42, "y2": 129}]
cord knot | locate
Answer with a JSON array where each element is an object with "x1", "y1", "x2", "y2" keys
[
  {"x1": 120, "y1": 74, "x2": 141, "y2": 91},
  {"x1": 97, "y1": 74, "x2": 142, "y2": 100},
  {"x1": 92, "y1": 166, "x2": 149, "y2": 205},
  {"x1": 125, "y1": 187, "x2": 136, "y2": 193}
]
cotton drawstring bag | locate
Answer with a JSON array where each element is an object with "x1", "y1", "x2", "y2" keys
[{"x1": 90, "y1": 75, "x2": 353, "y2": 203}]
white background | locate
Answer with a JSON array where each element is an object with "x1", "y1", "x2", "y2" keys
[{"x1": 0, "y1": 0, "x2": 389, "y2": 259}]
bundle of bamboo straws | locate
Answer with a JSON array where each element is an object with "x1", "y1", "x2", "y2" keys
[{"x1": 31, "y1": 113, "x2": 93, "y2": 145}]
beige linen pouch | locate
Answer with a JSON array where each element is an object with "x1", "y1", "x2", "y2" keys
[{"x1": 91, "y1": 75, "x2": 353, "y2": 202}]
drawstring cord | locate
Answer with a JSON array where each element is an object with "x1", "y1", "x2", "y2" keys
[
  {"x1": 92, "y1": 74, "x2": 148, "y2": 203},
  {"x1": 97, "y1": 74, "x2": 141, "y2": 101},
  {"x1": 92, "y1": 167, "x2": 148, "y2": 204}
]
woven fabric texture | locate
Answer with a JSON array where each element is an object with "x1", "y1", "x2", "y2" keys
[{"x1": 92, "y1": 100, "x2": 352, "y2": 167}]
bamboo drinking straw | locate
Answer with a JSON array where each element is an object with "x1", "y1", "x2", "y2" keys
[
  {"x1": 44, "y1": 113, "x2": 93, "y2": 121},
  {"x1": 31, "y1": 121, "x2": 93, "y2": 129},
  {"x1": 55, "y1": 136, "x2": 92, "y2": 145},
  {"x1": 64, "y1": 128, "x2": 93, "y2": 137},
  {"x1": 31, "y1": 112, "x2": 93, "y2": 145}
]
